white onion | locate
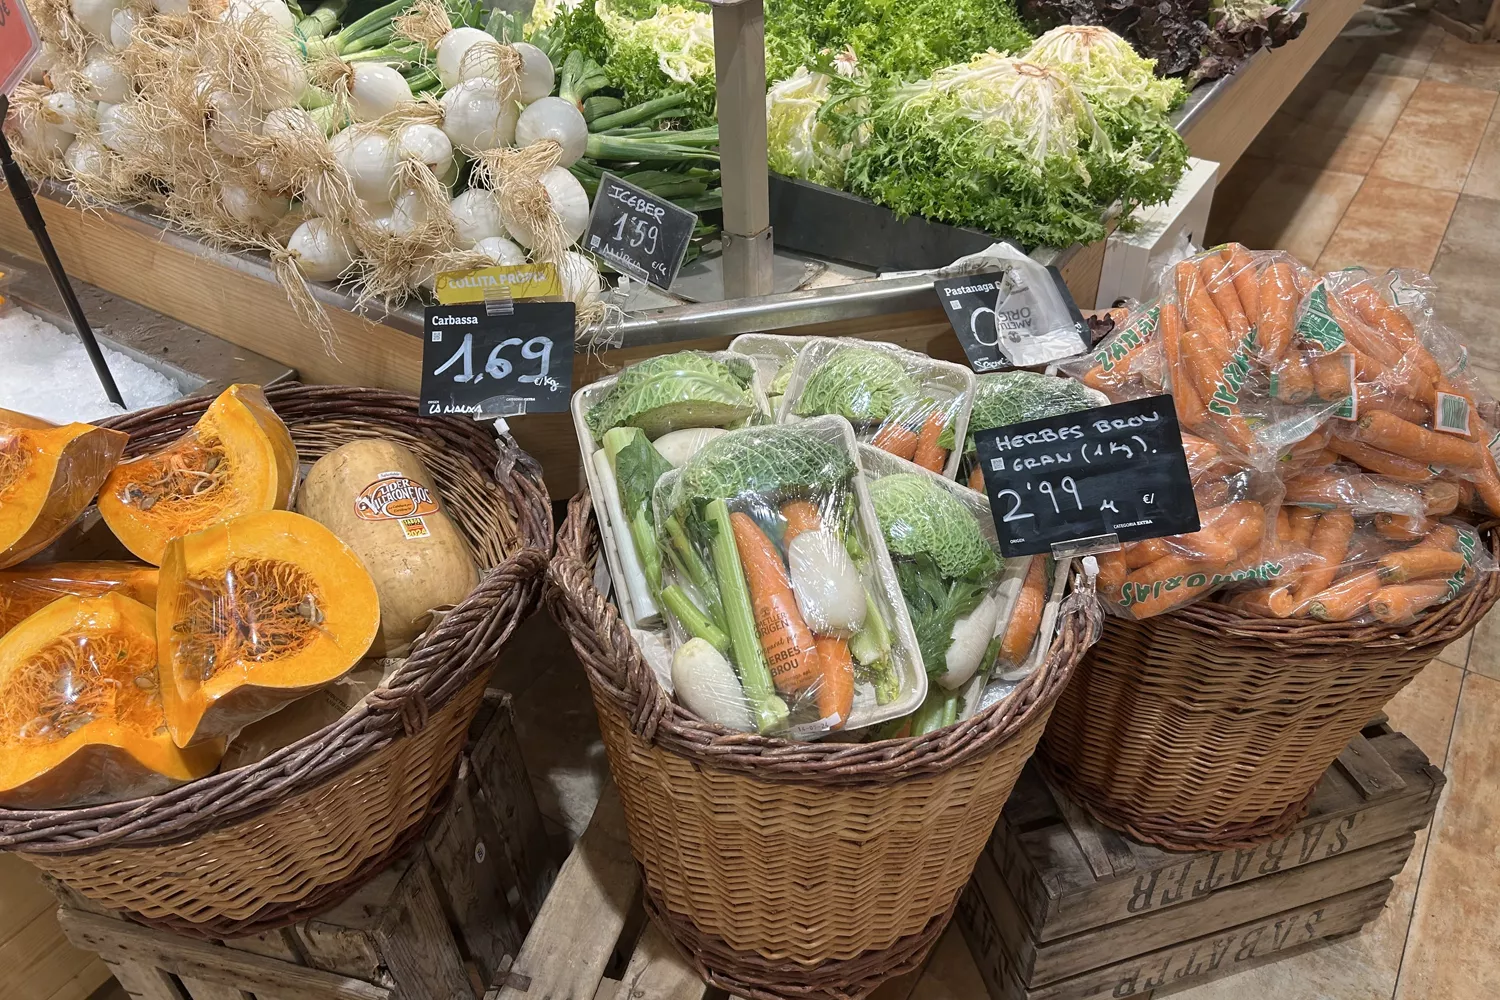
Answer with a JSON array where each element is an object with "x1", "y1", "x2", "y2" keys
[
  {"x1": 514, "y1": 96, "x2": 586, "y2": 167},
  {"x1": 288, "y1": 218, "x2": 354, "y2": 281},
  {"x1": 396, "y1": 123, "x2": 453, "y2": 176},
  {"x1": 389, "y1": 188, "x2": 431, "y2": 237},
  {"x1": 500, "y1": 165, "x2": 589, "y2": 248},
  {"x1": 559, "y1": 249, "x2": 602, "y2": 304},
  {"x1": 71, "y1": 0, "x2": 119, "y2": 39},
  {"x1": 26, "y1": 43, "x2": 55, "y2": 84},
  {"x1": 261, "y1": 105, "x2": 319, "y2": 143},
  {"x1": 154, "y1": 0, "x2": 190, "y2": 12},
  {"x1": 96, "y1": 102, "x2": 134, "y2": 153},
  {"x1": 349, "y1": 63, "x2": 411, "y2": 121},
  {"x1": 64, "y1": 137, "x2": 107, "y2": 177},
  {"x1": 81, "y1": 55, "x2": 130, "y2": 103},
  {"x1": 107, "y1": 7, "x2": 138, "y2": 49},
  {"x1": 43, "y1": 91, "x2": 95, "y2": 134},
  {"x1": 440, "y1": 78, "x2": 516, "y2": 153},
  {"x1": 512, "y1": 42, "x2": 554, "y2": 104},
  {"x1": 205, "y1": 88, "x2": 257, "y2": 156},
  {"x1": 332, "y1": 126, "x2": 397, "y2": 203},
  {"x1": 222, "y1": 0, "x2": 295, "y2": 30},
  {"x1": 22, "y1": 115, "x2": 70, "y2": 158},
  {"x1": 258, "y1": 46, "x2": 307, "y2": 109},
  {"x1": 219, "y1": 181, "x2": 290, "y2": 226},
  {"x1": 476, "y1": 235, "x2": 526, "y2": 266},
  {"x1": 448, "y1": 188, "x2": 504, "y2": 247},
  {"x1": 434, "y1": 26, "x2": 493, "y2": 89}
]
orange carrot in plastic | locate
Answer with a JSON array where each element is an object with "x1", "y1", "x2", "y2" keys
[
  {"x1": 781, "y1": 500, "x2": 822, "y2": 544},
  {"x1": 813, "y1": 635, "x2": 855, "y2": 726},
  {"x1": 1306, "y1": 569, "x2": 1382, "y2": 621},
  {"x1": 1370, "y1": 581, "x2": 1452, "y2": 623},
  {"x1": 729, "y1": 512, "x2": 822, "y2": 697},
  {"x1": 1354, "y1": 411, "x2": 1481, "y2": 469},
  {"x1": 1258, "y1": 262, "x2": 1298, "y2": 361},
  {"x1": 999, "y1": 557, "x2": 1048, "y2": 667},
  {"x1": 872, "y1": 422, "x2": 918, "y2": 461},
  {"x1": 1177, "y1": 260, "x2": 1229, "y2": 348},
  {"x1": 1160, "y1": 303, "x2": 1208, "y2": 428},
  {"x1": 1201, "y1": 254, "x2": 1250, "y2": 346},
  {"x1": 1379, "y1": 545, "x2": 1465, "y2": 584},
  {"x1": 912, "y1": 410, "x2": 946, "y2": 472},
  {"x1": 1096, "y1": 550, "x2": 1128, "y2": 600},
  {"x1": 1225, "y1": 244, "x2": 1260, "y2": 323},
  {"x1": 1293, "y1": 511, "x2": 1354, "y2": 605},
  {"x1": 1227, "y1": 585, "x2": 1297, "y2": 617}
]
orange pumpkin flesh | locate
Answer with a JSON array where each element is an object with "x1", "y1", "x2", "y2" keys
[
  {"x1": 0, "y1": 562, "x2": 159, "y2": 637},
  {"x1": 0, "y1": 593, "x2": 223, "y2": 808},
  {"x1": 0, "y1": 409, "x2": 129, "y2": 569},
  {"x1": 158, "y1": 510, "x2": 381, "y2": 747},
  {"x1": 98, "y1": 385, "x2": 298, "y2": 566}
]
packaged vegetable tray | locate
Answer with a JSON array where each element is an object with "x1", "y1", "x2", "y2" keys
[
  {"x1": 779, "y1": 338, "x2": 976, "y2": 480},
  {"x1": 571, "y1": 350, "x2": 773, "y2": 630},
  {"x1": 858, "y1": 445, "x2": 1072, "y2": 737},
  {"x1": 726, "y1": 332, "x2": 810, "y2": 415},
  {"x1": 650, "y1": 417, "x2": 927, "y2": 737}
]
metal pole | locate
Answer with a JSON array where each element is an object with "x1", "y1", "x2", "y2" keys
[
  {"x1": 710, "y1": 0, "x2": 774, "y2": 300},
  {"x1": 0, "y1": 94, "x2": 124, "y2": 407}
]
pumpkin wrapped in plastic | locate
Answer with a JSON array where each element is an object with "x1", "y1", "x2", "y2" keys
[
  {"x1": 0, "y1": 561, "x2": 159, "y2": 637},
  {"x1": 0, "y1": 409, "x2": 128, "y2": 569},
  {"x1": 0, "y1": 593, "x2": 223, "y2": 808}
]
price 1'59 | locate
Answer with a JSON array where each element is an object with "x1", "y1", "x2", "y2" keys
[{"x1": 610, "y1": 212, "x2": 658, "y2": 257}]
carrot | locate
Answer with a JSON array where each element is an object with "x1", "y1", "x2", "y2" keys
[
  {"x1": 1311, "y1": 353, "x2": 1354, "y2": 403},
  {"x1": 1274, "y1": 354, "x2": 1317, "y2": 404},
  {"x1": 1179, "y1": 325, "x2": 1257, "y2": 453},
  {"x1": 1225, "y1": 244, "x2": 1260, "y2": 325},
  {"x1": 1374, "y1": 513, "x2": 1433, "y2": 542},
  {"x1": 1470, "y1": 452, "x2": 1500, "y2": 516},
  {"x1": 781, "y1": 500, "x2": 823, "y2": 544},
  {"x1": 1124, "y1": 533, "x2": 1267, "y2": 619},
  {"x1": 967, "y1": 465, "x2": 985, "y2": 491},
  {"x1": 1284, "y1": 470, "x2": 1369, "y2": 509},
  {"x1": 1227, "y1": 584, "x2": 1297, "y2": 617},
  {"x1": 1097, "y1": 550, "x2": 1128, "y2": 601},
  {"x1": 729, "y1": 512, "x2": 822, "y2": 697},
  {"x1": 1125, "y1": 503, "x2": 1242, "y2": 568},
  {"x1": 1354, "y1": 410, "x2": 1482, "y2": 469},
  {"x1": 1123, "y1": 539, "x2": 1168, "y2": 569},
  {"x1": 1293, "y1": 510, "x2": 1355, "y2": 605},
  {"x1": 1378, "y1": 545, "x2": 1466, "y2": 584},
  {"x1": 1326, "y1": 435, "x2": 1435, "y2": 482},
  {"x1": 1287, "y1": 426, "x2": 1332, "y2": 461},
  {"x1": 1160, "y1": 303, "x2": 1208, "y2": 428},
  {"x1": 1288, "y1": 507, "x2": 1319, "y2": 548},
  {"x1": 1000, "y1": 557, "x2": 1048, "y2": 667},
  {"x1": 1306, "y1": 569, "x2": 1382, "y2": 621},
  {"x1": 1176, "y1": 260, "x2": 1229, "y2": 348},
  {"x1": 1181, "y1": 432, "x2": 1221, "y2": 479},
  {"x1": 1416, "y1": 481, "x2": 1461, "y2": 517},
  {"x1": 912, "y1": 410, "x2": 946, "y2": 472},
  {"x1": 1276, "y1": 506, "x2": 1291, "y2": 541},
  {"x1": 1344, "y1": 282, "x2": 1443, "y2": 386},
  {"x1": 1370, "y1": 581, "x2": 1452, "y2": 623},
  {"x1": 1200, "y1": 254, "x2": 1251, "y2": 346},
  {"x1": 1257, "y1": 261, "x2": 1298, "y2": 362},
  {"x1": 813, "y1": 635, "x2": 855, "y2": 726},
  {"x1": 1422, "y1": 523, "x2": 1460, "y2": 550},
  {"x1": 1123, "y1": 502, "x2": 1264, "y2": 592},
  {"x1": 872, "y1": 421, "x2": 918, "y2": 461},
  {"x1": 1357, "y1": 383, "x2": 1432, "y2": 426}
]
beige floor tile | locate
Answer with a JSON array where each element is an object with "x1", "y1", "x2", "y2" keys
[
  {"x1": 1207, "y1": 155, "x2": 1276, "y2": 244},
  {"x1": 1224, "y1": 165, "x2": 1365, "y2": 267},
  {"x1": 1315, "y1": 178, "x2": 1459, "y2": 274},
  {"x1": 1353, "y1": 19, "x2": 1450, "y2": 79},
  {"x1": 1461, "y1": 603, "x2": 1500, "y2": 682},
  {"x1": 1426, "y1": 32, "x2": 1500, "y2": 91},
  {"x1": 1394, "y1": 672, "x2": 1500, "y2": 999},
  {"x1": 1285, "y1": 73, "x2": 1419, "y2": 174},
  {"x1": 1387, "y1": 661, "x2": 1465, "y2": 767},
  {"x1": 1430, "y1": 197, "x2": 1500, "y2": 369},
  {"x1": 1463, "y1": 113, "x2": 1500, "y2": 201},
  {"x1": 1436, "y1": 632, "x2": 1472, "y2": 672},
  {"x1": 1369, "y1": 79, "x2": 1497, "y2": 192}
]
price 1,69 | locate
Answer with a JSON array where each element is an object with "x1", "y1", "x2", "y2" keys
[
  {"x1": 993, "y1": 475, "x2": 1084, "y2": 523},
  {"x1": 611, "y1": 212, "x2": 659, "y2": 256},
  {"x1": 433, "y1": 333, "x2": 559, "y2": 391}
]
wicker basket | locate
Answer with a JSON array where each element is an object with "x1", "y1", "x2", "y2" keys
[
  {"x1": 0, "y1": 384, "x2": 552, "y2": 937},
  {"x1": 1039, "y1": 534, "x2": 1500, "y2": 852},
  {"x1": 547, "y1": 493, "x2": 1096, "y2": 1000}
]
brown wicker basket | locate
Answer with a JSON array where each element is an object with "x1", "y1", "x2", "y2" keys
[
  {"x1": 547, "y1": 492, "x2": 1097, "y2": 1000},
  {"x1": 1040, "y1": 535, "x2": 1500, "y2": 852},
  {"x1": 0, "y1": 384, "x2": 552, "y2": 937}
]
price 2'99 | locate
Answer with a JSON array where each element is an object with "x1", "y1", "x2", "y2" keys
[{"x1": 993, "y1": 474, "x2": 1085, "y2": 524}]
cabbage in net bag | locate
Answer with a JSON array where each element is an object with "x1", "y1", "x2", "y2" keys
[
  {"x1": 652, "y1": 419, "x2": 925, "y2": 737},
  {"x1": 0, "y1": 593, "x2": 223, "y2": 808},
  {"x1": 780, "y1": 338, "x2": 975, "y2": 480}
]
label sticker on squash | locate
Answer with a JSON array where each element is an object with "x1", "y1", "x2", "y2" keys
[
  {"x1": 399, "y1": 516, "x2": 431, "y2": 539},
  {"x1": 355, "y1": 477, "x2": 440, "y2": 521}
]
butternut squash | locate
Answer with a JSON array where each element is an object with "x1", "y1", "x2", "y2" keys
[
  {"x1": 296, "y1": 440, "x2": 478, "y2": 656},
  {"x1": 98, "y1": 385, "x2": 298, "y2": 565},
  {"x1": 0, "y1": 561, "x2": 158, "y2": 637},
  {"x1": 0, "y1": 593, "x2": 222, "y2": 808},
  {"x1": 157, "y1": 510, "x2": 381, "y2": 747},
  {"x1": 0, "y1": 409, "x2": 128, "y2": 569}
]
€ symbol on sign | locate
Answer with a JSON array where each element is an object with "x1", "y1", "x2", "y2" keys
[
  {"x1": 1100, "y1": 499, "x2": 1119, "y2": 513},
  {"x1": 1142, "y1": 492, "x2": 1155, "y2": 504}
]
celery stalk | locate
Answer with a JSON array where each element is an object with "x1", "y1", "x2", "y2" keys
[
  {"x1": 661, "y1": 585, "x2": 729, "y2": 654},
  {"x1": 705, "y1": 500, "x2": 788, "y2": 733}
]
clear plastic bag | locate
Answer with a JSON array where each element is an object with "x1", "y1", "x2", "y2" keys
[
  {"x1": 0, "y1": 593, "x2": 223, "y2": 808},
  {"x1": 0, "y1": 561, "x2": 158, "y2": 637},
  {"x1": 221, "y1": 657, "x2": 398, "y2": 770},
  {"x1": 651, "y1": 418, "x2": 926, "y2": 738},
  {"x1": 779, "y1": 338, "x2": 976, "y2": 480},
  {"x1": 959, "y1": 370, "x2": 1109, "y2": 490},
  {"x1": 726, "y1": 333, "x2": 810, "y2": 415}
]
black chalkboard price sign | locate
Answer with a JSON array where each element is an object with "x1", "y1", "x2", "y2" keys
[
  {"x1": 973, "y1": 394, "x2": 1200, "y2": 558},
  {"x1": 584, "y1": 173, "x2": 697, "y2": 291},
  {"x1": 935, "y1": 263, "x2": 1089, "y2": 372},
  {"x1": 420, "y1": 301, "x2": 575, "y2": 418}
]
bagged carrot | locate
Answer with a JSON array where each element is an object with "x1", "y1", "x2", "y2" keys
[{"x1": 1370, "y1": 581, "x2": 1452, "y2": 624}]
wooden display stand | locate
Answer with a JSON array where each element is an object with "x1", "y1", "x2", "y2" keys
[
  {"x1": 45, "y1": 691, "x2": 559, "y2": 1000},
  {"x1": 955, "y1": 722, "x2": 1442, "y2": 1000}
]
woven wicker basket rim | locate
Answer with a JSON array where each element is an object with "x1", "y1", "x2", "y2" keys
[
  {"x1": 0, "y1": 383, "x2": 552, "y2": 854},
  {"x1": 548, "y1": 490, "x2": 1098, "y2": 784}
]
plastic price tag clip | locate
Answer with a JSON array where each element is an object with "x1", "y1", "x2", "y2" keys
[
  {"x1": 483, "y1": 281, "x2": 514, "y2": 317},
  {"x1": 1051, "y1": 532, "x2": 1120, "y2": 597}
]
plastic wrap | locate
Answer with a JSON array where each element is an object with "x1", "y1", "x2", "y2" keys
[
  {"x1": 0, "y1": 561, "x2": 158, "y2": 637},
  {"x1": 220, "y1": 657, "x2": 397, "y2": 770},
  {"x1": 780, "y1": 338, "x2": 976, "y2": 480},
  {"x1": 0, "y1": 593, "x2": 223, "y2": 808},
  {"x1": 651, "y1": 418, "x2": 926, "y2": 737},
  {"x1": 572, "y1": 350, "x2": 772, "y2": 629},
  {"x1": 726, "y1": 333, "x2": 810, "y2": 414},
  {"x1": 959, "y1": 370, "x2": 1109, "y2": 490}
]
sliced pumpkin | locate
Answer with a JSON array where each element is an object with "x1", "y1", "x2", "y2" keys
[
  {"x1": 0, "y1": 409, "x2": 129, "y2": 570},
  {"x1": 0, "y1": 593, "x2": 223, "y2": 808},
  {"x1": 0, "y1": 561, "x2": 159, "y2": 637},
  {"x1": 98, "y1": 385, "x2": 298, "y2": 565},
  {"x1": 157, "y1": 510, "x2": 381, "y2": 747}
]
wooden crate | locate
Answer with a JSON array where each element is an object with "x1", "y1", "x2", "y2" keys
[
  {"x1": 483, "y1": 782, "x2": 713, "y2": 1000},
  {"x1": 0, "y1": 855, "x2": 110, "y2": 1000},
  {"x1": 956, "y1": 722, "x2": 1442, "y2": 1000},
  {"x1": 49, "y1": 690, "x2": 559, "y2": 1000}
]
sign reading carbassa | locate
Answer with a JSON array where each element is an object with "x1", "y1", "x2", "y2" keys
[
  {"x1": 973, "y1": 394, "x2": 1199, "y2": 558},
  {"x1": 419, "y1": 302, "x2": 574, "y2": 418}
]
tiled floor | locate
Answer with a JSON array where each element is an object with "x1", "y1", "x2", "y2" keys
[{"x1": 1202, "y1": 10, "x2": 1500, "y2": 999}]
